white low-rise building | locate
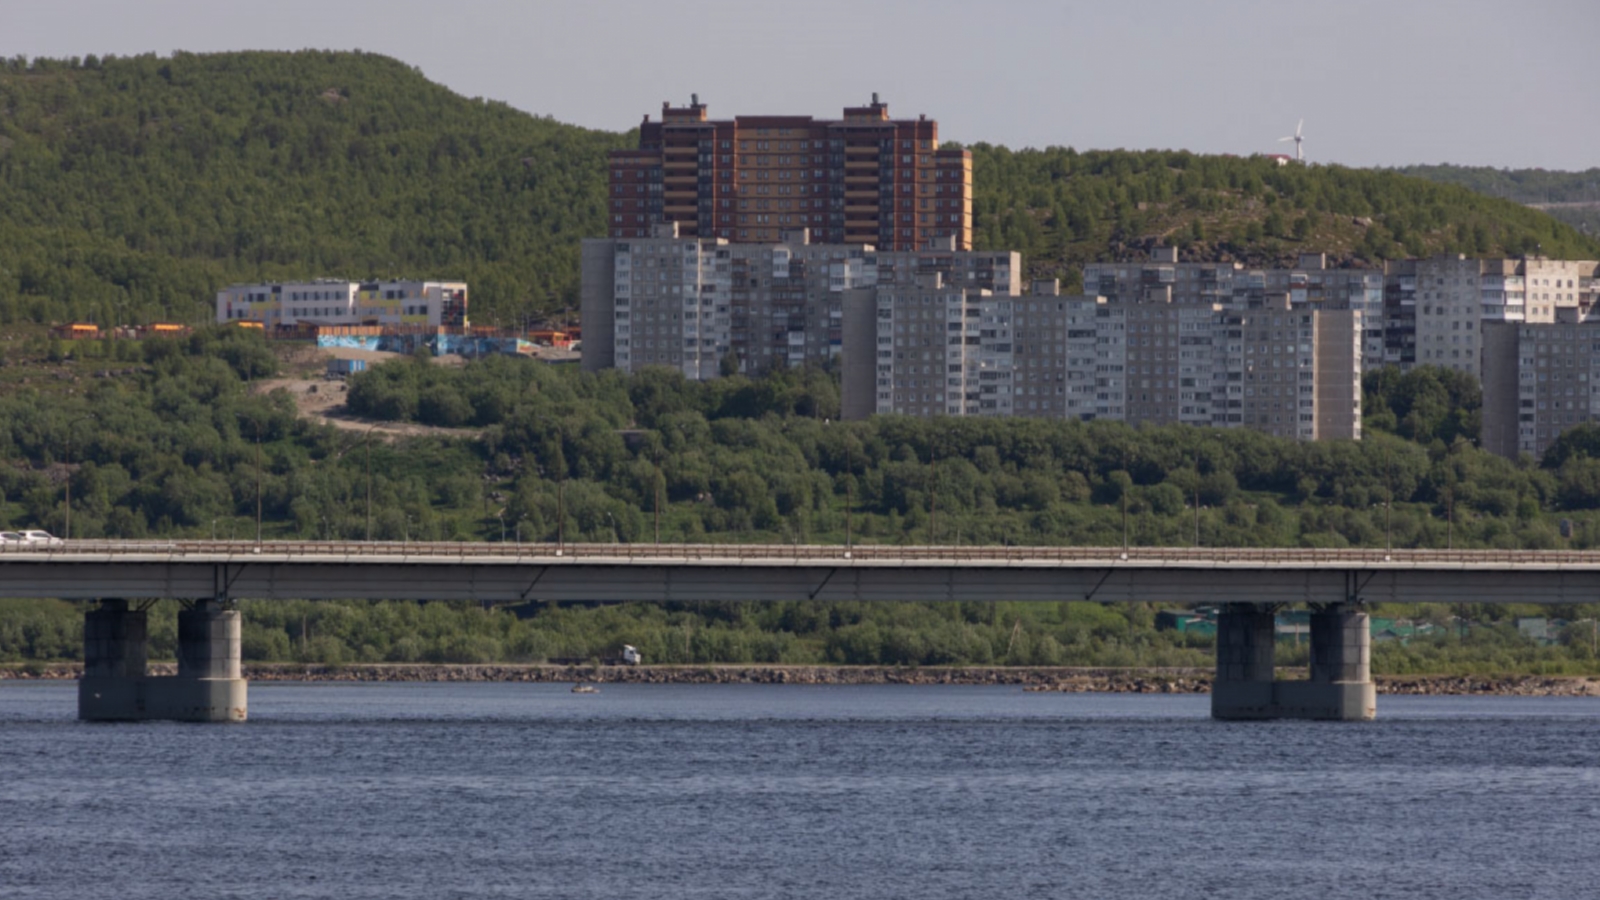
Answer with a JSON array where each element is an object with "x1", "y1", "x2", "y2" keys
[{"x1": 215, "y1": 280, "x2": 469, "y2": 330}]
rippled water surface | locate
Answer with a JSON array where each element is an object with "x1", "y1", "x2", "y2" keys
[{"x1": 3, "y1": 682, "x2": 1600, "y2": 900}]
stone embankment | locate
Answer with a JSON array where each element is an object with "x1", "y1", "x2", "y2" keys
[{"x1": 6, "y1": 664, "x2": 1600, "y2": 695}]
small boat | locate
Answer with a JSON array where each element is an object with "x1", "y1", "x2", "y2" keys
[{"x1": 571, "y1": 684, "x2": 600, "y2": 694}]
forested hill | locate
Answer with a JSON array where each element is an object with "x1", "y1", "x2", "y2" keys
[
  {"x1": 968, "y1": 146, "x2": 1600, "y2": 290},
  {"x1": 1393, "y1": 165, "x2": 1600, "y2": 204},
  {"x1": 0, "y1": 51, "x2": 626, "y2": 327},
  {"x1": 2, "y1": 51, "x2": 1597, "y2": 326},
  {"x1": 1393, "y1": 164, "x2": 1600, "y2": 236}
]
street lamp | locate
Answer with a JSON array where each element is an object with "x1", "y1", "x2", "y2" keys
[
  {"x1": 364, "y1": 423, "x2": 380, "y2": 541},
  {"x1": 64, "y1": 413, "x2": 96, "y2": 540},
  {"x1": 244, "y1": 414, "x2": 265, "y2": 544}
]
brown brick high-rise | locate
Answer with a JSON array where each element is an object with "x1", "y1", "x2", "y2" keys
[{"x1": 607, "y1": 95, "x2": 972, "y2": 251}]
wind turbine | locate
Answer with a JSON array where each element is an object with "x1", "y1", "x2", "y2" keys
[{"x1": 1278, "y1": 119, "x2": 1305, "y2": 162}]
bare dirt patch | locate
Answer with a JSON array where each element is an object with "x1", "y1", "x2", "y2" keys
[{"x1": 256, "y1": 344, "x2": 482, "y2": 438}]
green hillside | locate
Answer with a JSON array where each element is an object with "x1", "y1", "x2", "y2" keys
[
  {"x1": 1395, "y1": 164, "x2": 1600, "y2": 235},
  {"x1": 2, "y1": 51, "x2": 1597, "y2": 327},
  {"x1": 969, "y1": 146, "x2": 1600, "y2": 290},
  {"x1": 0, "y1": 50, "x2": 625, "y2": 328}
]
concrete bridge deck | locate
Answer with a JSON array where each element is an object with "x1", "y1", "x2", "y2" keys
[{"x1": 4, "y1": 540, "x2": 1600, "y2": 604}]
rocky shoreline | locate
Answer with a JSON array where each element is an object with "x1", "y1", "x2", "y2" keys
[{"x1": 5, "y1": 663, "x2": 1600, "y2": 696}]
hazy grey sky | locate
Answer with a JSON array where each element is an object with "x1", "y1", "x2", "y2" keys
[{"x1": 5, "y1": 0, "x2": 1596, "y2": 170}]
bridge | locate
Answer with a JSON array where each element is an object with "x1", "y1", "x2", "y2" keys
[{"x1": 9, "y1": 540, "x2": 1600, "y2": 724}]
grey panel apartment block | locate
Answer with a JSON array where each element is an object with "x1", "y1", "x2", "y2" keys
[
  {"x1": 579, "y1": 238, "x2": 618, "y2": 372},
  {"x1": 1479, "y1": 311, "x2": 1600, "y2": 459}
]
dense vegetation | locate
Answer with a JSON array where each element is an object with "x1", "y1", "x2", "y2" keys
[
  {"x1": 968, "y1": 146, "x2": 1600, "y2": 291},
  {"x1": 0, "y1": 51, "x2": 624, "y2": 329},
  {"x1": 3, "y1": 51, "x2": 1596, "y2": 329},
  {"x1": 6, "y1": 332, "x2": 1600, "y2": 670},
  {"x1": 6, "y1": 593, "x2": 1599, "y2": 676},
  {"x1": 1397, "y1": 164, "x2": 1600, "y2": 235},
  {"x1": 10, "y1": 330, "x2": 1600, "y2": 553}
]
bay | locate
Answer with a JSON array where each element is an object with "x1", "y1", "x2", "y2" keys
[{"x1": 2, "y1": 682, "x2": 1597, "y2": 900}]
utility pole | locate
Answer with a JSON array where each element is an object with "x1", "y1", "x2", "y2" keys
[
  {"x1": 364, "y1": 423, "x2": 378, "y2": 541},
  {"x1": 1446, "y1": 486, "x2": 1454, "y2": 551},
  {"x1": 1385, "y1": 449, "x2": 1394, "y2": 553},
  {"x1": 250, "y1": 416, "x2": 264, "y2": 544},
  {"x1": 928, "y1": 455, "x2": 938, "y2": 546},
  {"x1": 1193, "y1": 452, "x2": 1201, "y2": 549},
  {"x1": 1122, "y1": 483, "x2": 1129, "y2": 550},
  {"x1": 844, "y1": 441, "x2": 853, "y2": 551},
  {"x1": 654, "y1": 457, "x2": 662, "y2": 546},
  {"x1": 64, "y1": 413, "x2": 96, "y2": 540}
]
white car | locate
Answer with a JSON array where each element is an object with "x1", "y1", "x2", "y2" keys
[
  {"x1": 18, "y1": 530, "x2": 64, "y2": 547},
  {"x1": 0, "y1": 532, "x2": 23, "y2": 546}
]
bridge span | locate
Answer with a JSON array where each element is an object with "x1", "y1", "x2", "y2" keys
[
  {"x1": 5, "y1": 540, "x2": 1600, "y2": 604},
  {"x1": 9, "y1": 540, "x2": 1600, "y2": 724}
]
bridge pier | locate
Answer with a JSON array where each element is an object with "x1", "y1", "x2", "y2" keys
[
  {"x1": 78, "y1": 598, "x2": 247, "y2": 723},
  {"x1": 1211, "y1": 602, "x2": 1375, "y2": 722},
  {"x1": 78, "y1": 599, "x2": 148, "y2": 721},
  {"x1": 1212, "y1": 604, "x2": 1278, "y2": 720}
]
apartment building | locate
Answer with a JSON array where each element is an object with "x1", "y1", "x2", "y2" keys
[
  {"x1": 850, "y1": 279, "x2": 1361, "y2": 440},
  {"x1": 216, "y1": 280, "x2": 468, "y2": 330},
  {"x1": 1482, "y1": 308, "x2": 1600, "y2": 459},
  {"x1": 580, "y1": 224, "x2": 1017, "y2": 383},
  {"x1": 607, "y1": 95, "x2": 973, "y2": 251},
  {"x1": 1081, "y1": 248, "x2": 1385, "y2": 373},
  {"x1": 582, "y1": 230, "x2": 1362, "y2": 442},
  {"x1": 1386, "y1": 255, "x2": 1597, "y2": 379}
]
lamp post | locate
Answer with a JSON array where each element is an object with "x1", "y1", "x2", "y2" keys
[
  {"x1": 64, "y1": 413, "x2": 97, "y2": 540},
  {"x1": 1193, "y1": 452, "x2": 1202, "y2": 549},
  {"x1": 364, "y1": 423, "x2": 380, "y2": 541},
  {"x1": 844, "y1": 439, "x2": 853, "y2": 552},
  {"x1": 244, "y1": 414, "x2": 265, "y2": 544},
  {"x1": 653, "y1": 457, "x2": 662, "y2": 546}
]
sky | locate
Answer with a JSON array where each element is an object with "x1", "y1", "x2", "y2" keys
[{"x1": 4, "y1": 0, "x2": 1597, "y2": 171}]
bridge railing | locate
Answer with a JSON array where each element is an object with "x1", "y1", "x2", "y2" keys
[{"x1": 6, "y1": 539, "x2": 1600, "y2": 567}]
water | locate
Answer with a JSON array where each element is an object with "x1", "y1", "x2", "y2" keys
[{"x1": 3, "y1": 683, "x2": 1600, "y2": 900}]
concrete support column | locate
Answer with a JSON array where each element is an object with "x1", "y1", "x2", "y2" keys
[
  {"x1": 1211, "y1": 604, "x2": 1277, "y2": 720},
  {"x1": 78, "y1": 599, "x2": 148, "y2": 721},
  {"x1": 177, "y1": 599, "x2": 243, "y2": 680},
  {"x1": 1300, "y1": 604, "x2": 1376, "y2": 721},
  {"x1": 144, "y1": 599, "x2": 247, "y2": 722}
]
